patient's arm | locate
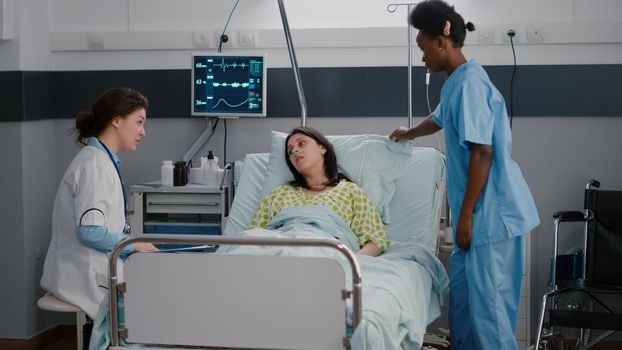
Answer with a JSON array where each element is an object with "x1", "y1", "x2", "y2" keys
[
  {"x1": 249, "y1": 187, "x2": 281, "y2": 229},
  {"x1": 357, "y1": 241, "x2": 381, "y2": 257},
  {"x1": 348, "y1": 182, "x2": 391, "y2": 252}
]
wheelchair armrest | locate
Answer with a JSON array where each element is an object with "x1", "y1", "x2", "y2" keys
[{"x1": 553, "y1": 211, "x2": 586, "y2": 222}]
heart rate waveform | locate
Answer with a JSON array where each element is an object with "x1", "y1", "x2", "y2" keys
[
  {"x1": 213, "y1": 58, "x2": 249, "y2": 72},
  {"x1": 212, "y1": 98, "x2": 249, "y2": 109},
  {"x1": 212, "y1": 81, "x2": 250, "y2": 88}
]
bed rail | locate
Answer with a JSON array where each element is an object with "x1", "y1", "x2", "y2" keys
[{"x1": 108, "y1": 234, "x2": 362, "y2": 348}]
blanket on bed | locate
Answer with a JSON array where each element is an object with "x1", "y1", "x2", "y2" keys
[
  {"x1": 90, "y1": 205, "x2": 448, "y2": 350},
  {"x1": 218, "y1": 205, "x2": 449, "y2": 350}
]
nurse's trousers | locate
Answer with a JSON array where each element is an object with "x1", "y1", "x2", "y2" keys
[{"x1": 449, "y1": 235, "x2": 524, "y2": 350}]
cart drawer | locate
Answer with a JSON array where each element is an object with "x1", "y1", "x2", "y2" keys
[{"x1": 145, "y1": 193, "x2": 222, "y2": 214}]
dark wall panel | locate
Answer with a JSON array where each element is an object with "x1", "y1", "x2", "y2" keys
[
  {"x1": 54, "y1": 70, "x2": 190, "y2": 119},
  {"x1": 1, "y1": 65, "x2": 621, "y2": 122},
  {"x1": 0, "y1": 71, "x2": 25, "y2": 121}
]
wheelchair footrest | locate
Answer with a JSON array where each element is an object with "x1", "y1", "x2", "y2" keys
[{"x1": 549, "y1": 310, "x2": 622, "y2": 331}]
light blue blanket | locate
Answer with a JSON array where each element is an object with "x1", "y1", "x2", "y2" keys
[
  {"x1": 218, "y1": 205, "x2": 359, "y2": 253},
  {"x1": 220, "y1": 206, "x2": 449, "y2": 350},
  {"x1": 90, "y1": 205, "x2": 448, "y2": 350}
]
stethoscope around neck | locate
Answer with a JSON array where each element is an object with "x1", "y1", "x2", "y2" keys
[{"x1": 97, "y1": 139, "x2": 131, "y2": 234}]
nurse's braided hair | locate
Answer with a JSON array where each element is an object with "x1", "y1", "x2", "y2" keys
[
  {"x1": 74, "y1": 87, "x2": 148, "y2": 146},
  {"x1": 409, "y1": 0, "x2": 475, "y2": 48}
]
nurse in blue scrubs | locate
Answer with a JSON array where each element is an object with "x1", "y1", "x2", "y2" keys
[{"x1": 390, "y1": 1, "x2": 540, "y2": 349}]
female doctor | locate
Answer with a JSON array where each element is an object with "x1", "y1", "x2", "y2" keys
[
  {"x1": 41, "y1": 87, "x2": 158, "y2": 321},
  {"x1": 390, "y1": 1, "x2": 539, "y2": 349}
]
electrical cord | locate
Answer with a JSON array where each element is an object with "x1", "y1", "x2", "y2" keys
[
  {"x1": 206, "y1": 118, "x2": 220, "y2": 143},
  {"x1": 223, "y1": 119, "x2": 228, "y2": 166},
  {"x1": 508, "y1": 31, "x2": 517, "y2": 129},
  {"x1": 218, "y1": 0, "x2": 240, "y2": 53},
  {"x1": 193, "y1": 118, "x2": 219, "y2": 167}
]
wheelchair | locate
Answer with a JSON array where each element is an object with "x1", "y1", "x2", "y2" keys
[{"x1": 535, "y1": 180, "x2": 622, "y2": 350}]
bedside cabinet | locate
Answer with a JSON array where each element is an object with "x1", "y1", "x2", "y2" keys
[{"x1": 128, "y1": 183, "x2": 227, "y2": 242}]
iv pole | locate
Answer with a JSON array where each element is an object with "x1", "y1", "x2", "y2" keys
[
  {"x1": 387, "y1": 3, "x2": 416, "y2": 128},
  {"x1": 278, "y1": 0, "x2": 308, "y2": 127},
  {"x1": 388, "y1": 3, "x2": 452, "y2": 238}
]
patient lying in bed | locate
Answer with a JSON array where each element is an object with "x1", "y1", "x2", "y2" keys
[
  {"x1": 248, "y1": 126, "x2": 391, "y2": 256},
  {"x1": 90, "y1": 129, "x2": 449, "y2": 350}
]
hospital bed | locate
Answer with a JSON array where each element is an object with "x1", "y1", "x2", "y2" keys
[{"x1": 107, "y1": 135, "x2": 448, "y2": 350}]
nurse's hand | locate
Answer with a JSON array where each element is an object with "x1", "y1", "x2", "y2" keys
[
  {"x1": 134, "y1": 242, "x2": 159, "y2": 252},
  {"x1": 389, "y1": 127, "x2": 412, "y2": 141},
  {"x1": 456, "y1": 214, "x2": 472, "y2": 251}
]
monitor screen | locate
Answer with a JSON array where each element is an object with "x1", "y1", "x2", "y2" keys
[{"x1": 192, "y1": 53, "x2": 267, "y2": 117}]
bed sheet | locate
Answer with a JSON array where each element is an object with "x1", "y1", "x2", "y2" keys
[{"x1": 219, "y1": 205, "x2": 448, "y2": 350}]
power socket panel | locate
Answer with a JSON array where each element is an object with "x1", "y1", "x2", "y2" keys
[
  {"x1": 526, "y1": 25, "x2": 545, "y2": 43},
  {"x1": 502, "y1": 26, "x2": 520, "y2": 44}
]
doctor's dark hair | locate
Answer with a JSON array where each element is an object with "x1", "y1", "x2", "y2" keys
[
  {"x1": 284, "y1": 127, "x2": 351, "y2": 189},
  {"x1": 74, "y1": 87, "x2": 149, "y2": 146},
  {"x1": 409, "y1": 0, "x2": 475, "y2": 48}
]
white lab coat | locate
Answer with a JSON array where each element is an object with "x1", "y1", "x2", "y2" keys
[{"x1": 41, "y1": 145, "x2": 126, "y2": 319}]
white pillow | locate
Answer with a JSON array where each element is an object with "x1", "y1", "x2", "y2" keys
[{"x1": 260, "y1": 131, "x2": 412, "y2": 224}]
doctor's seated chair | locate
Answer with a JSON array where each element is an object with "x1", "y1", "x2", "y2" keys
[
  {"x1": 535, "y1": 180, "x2": 622, "y2": 350},
  {"x1": 37, "y1": 292, "x2": 87, "y2": 350}
]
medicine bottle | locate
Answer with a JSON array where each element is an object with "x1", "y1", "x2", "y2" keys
[
  {"x1": 173, "y1": 161, "x2": 188, "y2": 186},
  {"x1": 161, "y1": 160, "x2": 174, "y2": 186}
]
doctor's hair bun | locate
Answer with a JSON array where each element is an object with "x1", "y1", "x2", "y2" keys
[
  {"x1": 73, "y1": 87, "x2": 149, "y2": 146},
  {"x1": 74, "y1": 110, "x2": 106, "y2": 145},
  {"x1": 409, "y1": 0, "x2": 473, "y2": 48}
]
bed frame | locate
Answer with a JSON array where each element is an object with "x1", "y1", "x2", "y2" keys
[
  {"x1": 108, "y1": 147, "x2": 446, "y2": 350},
  {"x1": 108, "y1": 235, "x2": 362, "y2": 349}
]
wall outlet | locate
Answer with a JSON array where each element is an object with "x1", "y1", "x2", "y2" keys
[
  {"x1": 526, "y1": 25, "x2": 544, "y2": 43},
  {"x1": 192, "y1": 31, "x2": 211, "y2": 49},
  {"x1": 87, "y1": 32, "x2": 104, "y2": 50},
  {"x1": 477, "y1": 26, "x2": 495, "y2": 44},
  {"x1": 238, "y1": 30, "x2": 256, "y2": 48},
  {"x1": 502, "y1": 26, "x2": 519, "y2": 44},
  {"x1": 214, "y1": 30, "x2": 235, "y2": 49}
]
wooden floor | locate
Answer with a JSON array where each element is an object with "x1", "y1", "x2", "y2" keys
[
  {"x1": 0, "y1": 325, "x2": 76, "y2": 350},
  {"x1": 38, "y1": 338, "x2": 76, "y2": 350}
]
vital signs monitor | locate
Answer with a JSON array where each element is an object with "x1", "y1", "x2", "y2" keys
[{"x1": 192, "y1": 53, "x2": 267, "y2": 117}]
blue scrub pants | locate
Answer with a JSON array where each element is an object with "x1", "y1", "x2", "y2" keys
[{"x1": 449, "y1": 235, "x2": 524, "y2": 350}]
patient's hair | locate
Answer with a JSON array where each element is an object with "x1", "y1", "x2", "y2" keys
[
  {"x1": 73, "y1": 87, "x2": 149, "y2": 146},
  {"x1": 409, "y1": 0, "x2": 475, "y2": 48},
  {"x1": 285, "y1": 127, "x2": 350, "y2": 189}
]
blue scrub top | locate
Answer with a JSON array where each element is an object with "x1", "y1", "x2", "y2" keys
[{"x1": 432, "y1": 60, "x2": 539, "y2": 246}]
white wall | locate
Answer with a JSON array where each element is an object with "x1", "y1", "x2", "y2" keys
[
  {"x1": 46, "y1": 0, "x2": 622, "y2": 70},
  {"x1": 0, "y1": 0, "x2": 52, "y2": 71},
  {"x1": 3, "y1": 0, "x2": 622, "y2": 343},
  {"x1": 0, "y1": 0, "x2": 19, "y2": 70}
]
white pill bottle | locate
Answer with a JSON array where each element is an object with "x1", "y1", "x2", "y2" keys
[{"x1": 161, "y1": 160, "x2": 174, "y2": 186}]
